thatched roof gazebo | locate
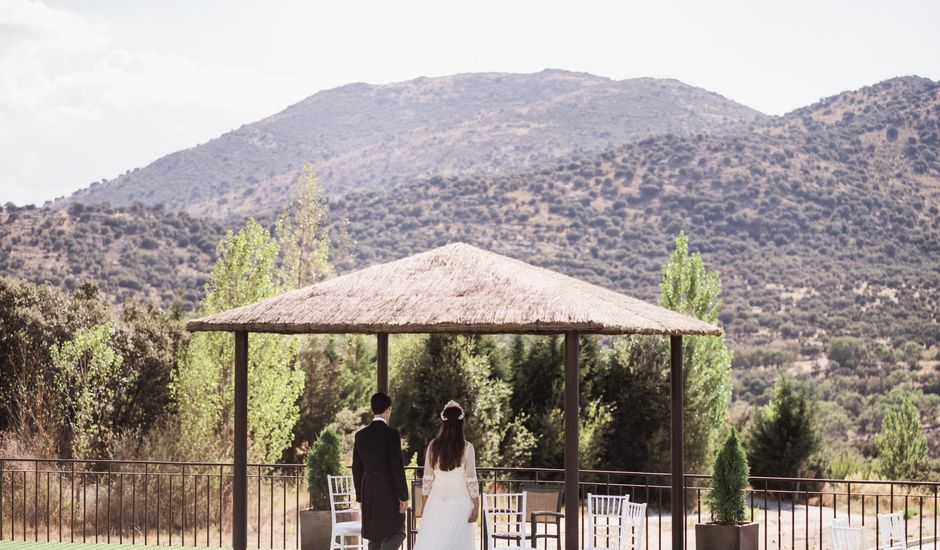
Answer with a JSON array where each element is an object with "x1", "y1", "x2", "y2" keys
[{"x1": 188, "y1": 242, "x2": 721, "y2": 550}]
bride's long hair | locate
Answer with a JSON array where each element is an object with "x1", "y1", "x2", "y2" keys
[{"x1": 429, "y1": 405, "x2": 466, "y2": 472}]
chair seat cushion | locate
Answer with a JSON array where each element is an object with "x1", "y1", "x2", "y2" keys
[{"x1": 334, "y1": 520, "x2": 361, "y2": 534}]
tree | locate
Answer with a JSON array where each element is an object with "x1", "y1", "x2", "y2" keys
[
  {"x1": 597, "y1": 336, "x2": 669, "y2": 471},
  {"x1": 0, "y1": 277, "x2": 110, "y2": 440},
  {"x1": 876, "y1": 397, "x2": 928, "y2": 480},
  {"x1": 509, "y1": 335, "x2": 612, "y2": 469},
  {"x1": 391, "y1": 335, "x2": 535, "y2": 468},
  {"x1": 746, "y1": 375, "x2": 820, "y2": 479},
  {"x1": 896, "y1": 341, "x2": 922, "y2": 369},
  {"x1": 598, "y1": 232, "x2": 731, "y2": 473},
  {"x1": 275, "y1": 165, "x2": 330, "y2": 288},
  {"x1": 706, "y1": 430, "x2": 749, "y2": 525},
  {"x1": 826, "y1": 336, "x2": 869, "y2": 370},
  {"x1": 305, "y1": 427, "x2": 344, "y2": 510},
  {"x1": 111, "y1": 302, "x2": 188, "y2": 436},
  {"x1": 173, "y1": 219, "x2": 304, "y2": 463},
  {"x1": 51, "y1": 323, "x2": 126, "y2": 458},
  {"x1": 660, "y1": 231, "x2": 733, "y2": 473},
  {"x1": 295, "y1": 335, "x2": 375, "y2": 450}
]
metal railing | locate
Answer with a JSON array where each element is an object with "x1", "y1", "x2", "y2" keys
[
  {"x1": 0, "y1": 458, "x2": 302, "y2": 549},
  {"x1": 1, "y1": 458, "x2": 937, "y2": 549}
]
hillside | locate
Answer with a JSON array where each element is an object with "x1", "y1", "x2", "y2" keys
[
  {"x1": 55, "y1": 70, "x2": 764, "y2": 218},
  {"x1": 0, "y1": 203, "x2": 226, "y2": 308},
  {"x1": 5, "y1": 76, "x2": 939, "y2": 347},
  {"x1": 328, "y1": 76, "x2": 940, "y2": 346}
]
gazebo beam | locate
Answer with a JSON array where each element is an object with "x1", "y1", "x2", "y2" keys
[
  {"x1": 377, "y1": 333, "x2": 389, "y2": 393},
  {"x1": 670, "y1": 335, "x2": 684, "y2": 550},
  {"x1": 233, "y1": 331, "x2": 249, "y2": 550},
  {"x1": 564, "y1": 331, "x2": 579, "y2": 550}
]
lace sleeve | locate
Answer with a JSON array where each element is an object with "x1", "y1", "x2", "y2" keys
[
  {"x1": 421, "y1": 444, "x2": 435, "y2": 496},
  {"x1": 464, "y1": 443, "x2": 479, "y2": 498}
]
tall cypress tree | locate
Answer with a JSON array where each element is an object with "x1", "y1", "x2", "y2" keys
[{"x1": 746, "y1": 375, "x2": 820, "y2": 479}]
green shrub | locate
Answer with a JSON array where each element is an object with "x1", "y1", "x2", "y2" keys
[
  {"x1": 305, "y1": 427, "x2": 344, "y2": 510},
  {"x1": 706, "y1": 430, "x2": 750, "y2": 525}
]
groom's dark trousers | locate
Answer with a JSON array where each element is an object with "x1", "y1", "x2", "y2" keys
[{"x1": 353, "y1": 420, "x2": 409, "y2": 550}]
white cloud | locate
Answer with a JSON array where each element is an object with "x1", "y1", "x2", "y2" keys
[{"x1": 0, "y1": 0, "x2": 316, "y2": 205}]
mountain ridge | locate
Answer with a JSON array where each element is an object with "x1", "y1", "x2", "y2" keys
[{"x1": 55, "y1": 70, "x2": 766, "y2": 218}]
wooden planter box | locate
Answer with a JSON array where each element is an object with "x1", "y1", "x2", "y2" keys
[
  {"x1": 300, "y1": 509, "x2": 332, "y2": 550},
  {"x1": 695, "y1": 522, "x2": 759, "y2": 550}
]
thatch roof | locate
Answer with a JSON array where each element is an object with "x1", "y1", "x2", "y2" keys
[{"x1": 186, "y1": 243, "x2": 722, "y2": 336}]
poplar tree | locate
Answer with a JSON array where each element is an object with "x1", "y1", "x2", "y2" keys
[
  {"x1": 174, "y1": 219, "x2": 304, "y2": 463},
  {"x1": 876, "y1": 396, "x2": 929, "y2": 480},
  {"x1": 599, "y1": 232, "x2": 732, "y2": 473}
]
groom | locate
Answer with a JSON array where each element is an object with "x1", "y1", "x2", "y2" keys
[{"x1": 353, "y1": 393, "x2": 409, "y2": 550}]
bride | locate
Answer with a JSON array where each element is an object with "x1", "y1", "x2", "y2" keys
[{"x1": 413, "y1": 400, "x2": 479, "y2": 550}]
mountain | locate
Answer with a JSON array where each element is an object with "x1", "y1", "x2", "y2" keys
[
  {"x1": 8, "y1": 76, "x2": 940, "y2": 347},
  {"x1": 325, "y1": 76, "x2": 940, "y2": 346},
  {"x1": 56, "y1": 70, "x2": 765, "y2": 218}
]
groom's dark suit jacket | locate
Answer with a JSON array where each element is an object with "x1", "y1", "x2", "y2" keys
[{"x1": 352, "y1": 419, "x2": 408, "y2": 541}]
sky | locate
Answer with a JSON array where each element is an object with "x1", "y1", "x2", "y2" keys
[{"x1": 1, "y1": 0, "x2": 939, "y2": 206}]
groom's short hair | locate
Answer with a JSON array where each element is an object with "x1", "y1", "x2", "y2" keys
[{"x1": 371, "y1": 393, "x2": 392, "y2": 414}]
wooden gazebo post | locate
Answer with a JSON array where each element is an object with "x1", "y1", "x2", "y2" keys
[
  {"x1": 233, "y1": 331, "x2": 249, "y2": 550},
  {"x1": 564, "y1": 332, "x2": 580, "y2": 550},
  {"x1": 670, "y1": 336, "x2": 683, "y2": 550},
  {"x1": 377, "y1": 332, "x2": 389, "y2": 393}
]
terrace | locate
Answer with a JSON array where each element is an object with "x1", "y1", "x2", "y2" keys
[{"x1": 2, "y1": 244, "x2": 934, "y2": 550}]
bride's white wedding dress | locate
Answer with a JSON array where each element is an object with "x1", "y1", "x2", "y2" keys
[{"x1": 413, "y1": 442, "x2": 479, "y2": 550}]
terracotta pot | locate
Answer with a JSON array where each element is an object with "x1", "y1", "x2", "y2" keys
[
  {"x1": 695, "y1": 522, "x2": 759, "y2": 550},
  {"x1": 300, "y1": 509, "x2": 333, "y2": 550}
]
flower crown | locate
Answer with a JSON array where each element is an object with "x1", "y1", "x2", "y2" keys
[{"x1": 440, "y1": 400, "x2": 465, "y2": 421}]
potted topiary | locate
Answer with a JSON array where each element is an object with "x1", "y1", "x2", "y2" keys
[
  {"x1": 301, "y1": 427, "x2": 345, "y2": 550},
  {"x1": 695, "y1": 430, "x2": 759, "y2": 550}
]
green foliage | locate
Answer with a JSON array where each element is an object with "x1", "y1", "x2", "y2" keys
[
  {"x1": 0, "y1": 277, "x2": 110, "y2": 438},
  {"x1": 826, "y1": 449, "x2": 870, "y2": 480},
  {"x1": 305, "y1": 428, "x2": 344, "y2": 510},
  {"x1": 827, "y1": 337, "x2": 870, "y2": 370},
  {"x1": 50, "y1": 323, "x2": 126, "y2": 458},
  {"x1": 746, "y1": 375, "x2": 820, "y2": 478},
  {"x1": 897, "y1": 341, "x2": 922, "y2": 368},
  {"x1": 296, "y1": 335, "x2": 375, "y2": 450},
  {"x1": 876, "y1": 397, "x2": 929, "y2": 480},
  {"x1": 111, "y1": 302, "x2": 188, "y2": 435},
  {"x1": 0, "y1": 277, "x2": 187, "y2": 457},
  {"x1": 508, "y1": 335, "x2": 612, "y2": 469},
  {"x1": 706, "y1": 430, "x2": 750, "y2": 525},
  {"x1": 275, "y1": 165, "x2": 331, "y2": 288},
  {"x1": 660, "y1": 232, "x2": 733, "y2": 472},
  {"x1": 391, "y1": 334, "x2": 534, "y2": 468},
  {"x1": 173, "y1": 219, "x2": 304, "y2": 463},
  {"x1": 597, "y1": 336, "x2": 670, "y2": 471}
]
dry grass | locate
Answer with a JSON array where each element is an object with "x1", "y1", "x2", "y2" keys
[{"x1": 187, "y1": 243, "x2": 721, "y2": 336}]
